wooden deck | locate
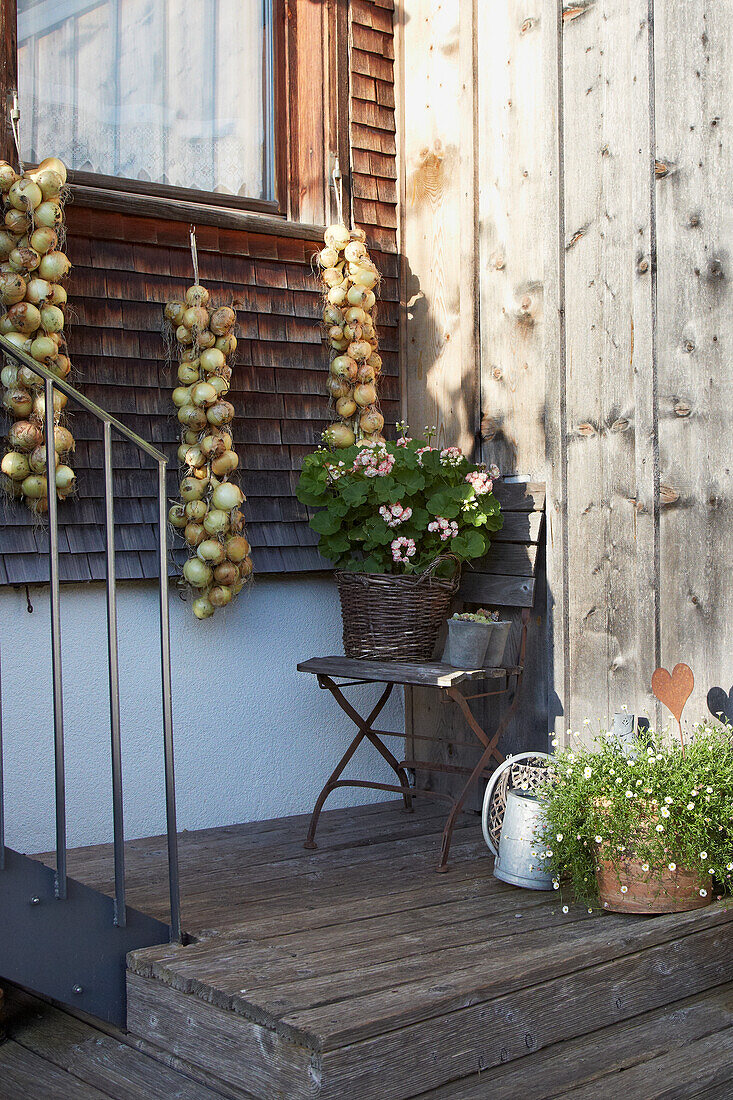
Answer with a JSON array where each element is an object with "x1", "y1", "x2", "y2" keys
[{"x1": 3, "y1": 800, "x2": 733, "y2": 1099}]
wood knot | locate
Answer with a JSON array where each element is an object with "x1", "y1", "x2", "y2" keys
[
  {"x1": 610, "y1": 417, "x2": 630, "y2": 432},
  {"x1": 674, "y1": 401, "x2": 692, "y2": 417},
  {"x1": 520, "y1": 17, "x2": 537, "y2": 34},
  {"x1": 689, "y1": 213, "x2": 701, "y2": 227},
  {"x1": 637, "y1": 257, "x2": 649, "y2": 274},
  {"x1": 682, "y1": 340, "x2": 695, "y2": 353},
  {"x1": 490, "y1": 250, "x2": 506, "y2": 271},
  {"x1": 565, "y1": 227, "x2": 587, "y2": 251},
  {"x1": 480, "y1": 414, "x2": 502, "y2": 441},
  {"x1": 659, "y1": 484, "x2": 680, "y2": 506},
  {"x1": 492, "y1": 366, "x2": 503, "y2": 380},
  {"x1": 655, "y1": 158, "x2": 673, "y2": 178},
  {"x1": 575, "y1": 422, "x2": 596, "y2": 437},
  {"x1": 563, "y1": 3, "x2": 593, "y2": 23},
  {"x1": 707, "y1": 258, "x2": 725, "y2": 280}
]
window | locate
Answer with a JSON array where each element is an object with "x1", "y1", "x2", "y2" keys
[{"x1": 17, "y1": 0, "x2": 277, "y2": 205}]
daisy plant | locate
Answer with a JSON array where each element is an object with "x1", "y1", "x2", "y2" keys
[
  {"x1": 296, "y1": 424, "x2": 503, "y2": 575},
  {"x1": 538, "y1": 722, "x2": 733, "y2": 906}
]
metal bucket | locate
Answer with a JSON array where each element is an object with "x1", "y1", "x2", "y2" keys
[
  {"x1": 442, "y1": 619, "x2": 491, "y2": 667},
  {"x1": 493, "y1": 789, "x2": 554, "y2": 890},
  {"x1": 484, "y1": 620, "x2": 512, "y2": 666}
]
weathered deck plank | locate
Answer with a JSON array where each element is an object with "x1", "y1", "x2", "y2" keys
[
  {"x1": 415, "y1": 982, "x2": 733, "y2": 1099},
  {"x1": 0, "y1": 1040, "x2": 113, "y2": 1100},
  {"x1": 2, "y1": 985, "x2": 234, "y2": 1100}
]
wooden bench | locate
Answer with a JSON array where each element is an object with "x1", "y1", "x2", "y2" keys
[{"x1": 298, "y1": 481, "x2": 546, "y2": 871}]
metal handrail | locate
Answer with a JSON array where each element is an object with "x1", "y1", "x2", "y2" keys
[
  {"x1": 0, "y1": 335, "x2": 166, "y2": 462},
  {"x1": 0, "y1": 335, "x2": 181, "y2": 942}
]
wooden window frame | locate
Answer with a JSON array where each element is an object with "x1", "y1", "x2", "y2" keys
[
  {"x1": 4, "y1": 0, "x2": 290, "y2": 219},
  {"x1": 1, "y1": 1, "x2": 350, "y2": 232}
]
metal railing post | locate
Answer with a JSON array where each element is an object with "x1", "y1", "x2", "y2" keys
[
  {"x1": 44, "y1": 375, "x2": 67, "y2": 899},
  {"x1": 0, "y1": 334, "x2": 181, "y2": 938},
  {"x1": 157, "y1": 461, "x2": 181, "y2": 942},
  {"x1": 103, "y1": 422, "x2": 126, "y2": 926},
  {"x1": 0, "y1": 637, "x2": 4, "y2": 871}
]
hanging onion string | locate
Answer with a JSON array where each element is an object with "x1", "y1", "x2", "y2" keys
[
  {"x1": 316, "y1": 223, "x2": 384, "y2": 449},
  {"x1": 163, "y1": 282, "x2": 252, "y2": 620},
  {"x1": 0, "y1": 155, "x2": 76, "y2": 514}
]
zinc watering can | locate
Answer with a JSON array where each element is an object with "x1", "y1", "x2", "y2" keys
[{"x1": 481, "y1": 752, "x2": 554, "y2": 890}]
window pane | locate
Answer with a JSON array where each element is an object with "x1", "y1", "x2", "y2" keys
[{"x1": 17, "y1": 0, "x2": 273, "y2": 200}]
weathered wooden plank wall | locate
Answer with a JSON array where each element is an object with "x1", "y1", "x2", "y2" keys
[
  {"x1": 396, "y1": 0, "x2": 478, "y2": 453},
  {"x1": 399, "y1": 0, "x2": 732, "y2": 746}
]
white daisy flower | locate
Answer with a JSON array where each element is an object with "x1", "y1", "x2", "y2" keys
[
  {"x1": 660, "y1": 806, "x2": 670, "y2": 818},
  {"x1": 625, "y1": 790, "x2": 634, "y2": 799},
  {"x1": 668, "y1": 862, "x2": 676, "y2": 871},
  {"x1": 595, "y1": 836, "x2": 603, "y2": 844},
  {"x1": 620, "y1": 885, "x2": 628, "y2": 894},
  {"x1": 699, "y1": 888, "x2": 708, "y2": 897},
  {"x1": 584, "y1": 766, "x2": 593, "y2": 778},
  {"x1": 562, "y1": 905, "x2": 569, "y2": 914},
  {"x1": 687, "y1": 802, "x2": 695, "y2": 810},
  {"x1": 641, "y1": 863, "x2": 650, "y2": 872},
  {"x1": 656, "y1": 824, "x2": 664, "y2": 832},
  {"x1": 700, "y1": 851, "x2": 708, "y2": 860},
  {"x1": 556, "y1": 834, "x2": 564, "y2": 841}
]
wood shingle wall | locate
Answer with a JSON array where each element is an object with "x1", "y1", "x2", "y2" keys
[{"x1": 0, "y1": 0, "x2": 398, "y2": 587}]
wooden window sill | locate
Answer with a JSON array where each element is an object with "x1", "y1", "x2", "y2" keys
[{"x1": 71, "y1": 182, "x2": 327, "y2": 243}]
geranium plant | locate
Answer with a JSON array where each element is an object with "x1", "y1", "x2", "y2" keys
[
  {"x1": 296, "y1": 425, "x2": 502, "y2": 574},
  {"x1": 539, "y1": 722, "x2": 733, "y2": 906}
]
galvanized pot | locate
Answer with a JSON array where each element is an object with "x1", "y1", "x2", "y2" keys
[
  {"x1": 442, "y1": 619, "x2": 491, "y2": 667},
  {"x1": 484, "y1": 620, "x2": 511, "y2": 666},
  {"x1": 492, "y1": 789, "x2": 554, "y2": 890}
]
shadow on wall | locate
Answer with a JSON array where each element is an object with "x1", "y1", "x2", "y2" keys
[{"x1": 0, "y1": 576, "x2": 404, "y2": 852}]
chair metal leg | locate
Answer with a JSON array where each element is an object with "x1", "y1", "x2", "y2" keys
[{"x1": 304, "y1": 680, "x2": 399, "y2": 849}]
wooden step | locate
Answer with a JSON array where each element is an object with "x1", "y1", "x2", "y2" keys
[
  {"x1": 0, "y1": 984, "x2": 238, "y2": 1100},
  {"x1": 126, "y1": 900, "x2": 733, "y2": 1100},
  {"x1": 415, "y1": 982, "x2": 733, "y2": 1099}
]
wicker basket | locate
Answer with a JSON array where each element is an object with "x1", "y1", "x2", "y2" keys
[{"x1": 335, "y1": 562, "x2": 459, "y2": 661}]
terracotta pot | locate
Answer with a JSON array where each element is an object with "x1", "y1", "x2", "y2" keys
[{"x1": 596, "y1": 857, "x2": 712, "y2": 914}]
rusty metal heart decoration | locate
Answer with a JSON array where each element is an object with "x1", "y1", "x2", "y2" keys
[
  {"x1": 651, "y1": 664, "x2": 694, "y2": 753},
  {"x1": 651, "y1": 663, "x2": 694, "y2": 723}
]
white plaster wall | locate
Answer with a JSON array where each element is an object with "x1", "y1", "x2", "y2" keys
[{"x1": 0, "y1": 576, "x2": 402, "y2": 853}]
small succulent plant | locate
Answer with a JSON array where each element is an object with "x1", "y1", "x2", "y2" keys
[{"x1": 451, "y1": 608, "x2": 501, "y2": 623}]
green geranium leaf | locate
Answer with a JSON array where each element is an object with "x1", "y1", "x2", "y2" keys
[
  {"x1": 320, "y1": 530, "x2": 351, "y2": 555},
  {"x1": 310, "y1": 510, "x2": 342, "y2": 536}
]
